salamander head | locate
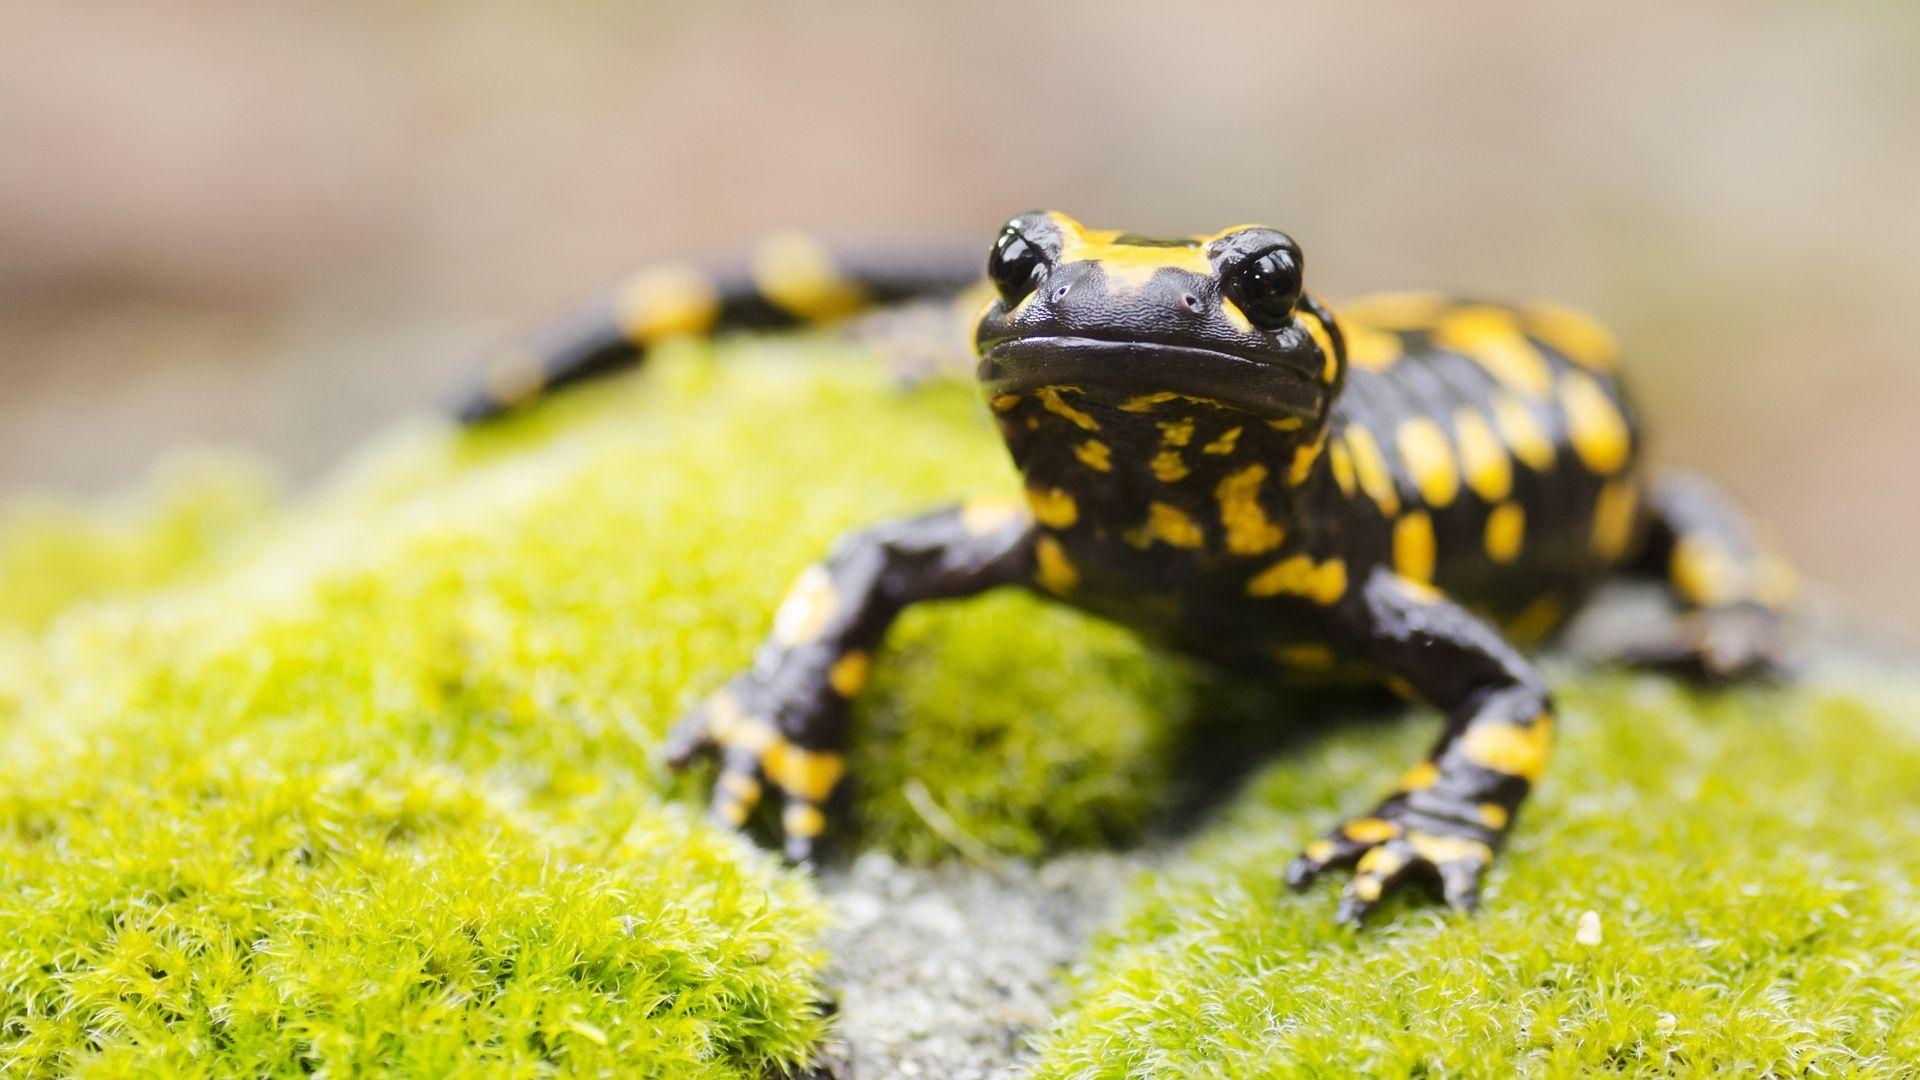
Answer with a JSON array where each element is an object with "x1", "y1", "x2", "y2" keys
[{"x1": 973, "y1": 211, "x2": 1344, "y2": 425}]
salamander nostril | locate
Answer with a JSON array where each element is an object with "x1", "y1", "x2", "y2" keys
[
  {"x1": 1181, "y1": 293, "x2": 1205, "y2": 314},
  {"x1": 1051, "y1": 284, "x2": 1072, "y2": 302}
]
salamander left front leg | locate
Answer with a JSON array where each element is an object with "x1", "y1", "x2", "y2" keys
[
  {"x1": 1287, "y1": 569, "x2": 1553, "y2": 925},
  {"x1": 663, "y1": 498, "x2": 1036, "y2": 863}
]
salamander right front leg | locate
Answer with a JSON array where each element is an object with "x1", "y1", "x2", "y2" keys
[{"x1": 664, "y1": 497, "x2": 1037, "y2": 863}]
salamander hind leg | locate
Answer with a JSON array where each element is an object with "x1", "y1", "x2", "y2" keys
[
  {"x1": 663, "y1": 498, "x2": 1036, "y2": 863},
  {"x1": 1286, "y1": 571, "x2": 1553, "y2": 924},
  {"x1": 1616, "y1": 471, "x2": 1798, "y2": 683}
]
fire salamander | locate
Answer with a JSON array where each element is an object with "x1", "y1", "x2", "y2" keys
[{"x1": 456, "y1": 213, "x2": 1796, "y2": 923}]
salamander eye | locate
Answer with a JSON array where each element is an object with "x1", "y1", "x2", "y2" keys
[
  {"x1": 987, "y1": 227, "x2": 1047, "y2": 305},
  {"x1": 1227, "y1": 246, "x2": 1304, "y2": 329}
]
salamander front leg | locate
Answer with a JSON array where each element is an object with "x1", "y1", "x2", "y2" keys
[
  {"x1": 663, "y1": 497, "x2": 1036, "y2": 863},
  {"x1": 1621, "y1": 471, "x2": 1797, "y2": 683},
  {"x1": 1286, "y1": 570, "x2": 1553, "y2": 925}
]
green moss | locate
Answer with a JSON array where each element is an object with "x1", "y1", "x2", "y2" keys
[
  {"x1": 7, "y1": 337, "x2": 1915, "y2": 1075},
  {"x1": 0, "y1": 342, "x2": 1200, "y2": 1074},
  {"x1": 858, "y1": 594, "x2": 1192, "y2": 862},
  {"x1": 0, "y1": 764, "x2": 824, "y2": 1078},
  {"x1": 0, "y1": 455, "x2": 277, "y2": 633},
  {"x1": 1031, "y1": 677, "x2": 1920, "y2": 1077}
]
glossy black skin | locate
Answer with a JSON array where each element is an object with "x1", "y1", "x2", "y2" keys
[{"x1": 458, "y1": 211, "x2": 1793, "y2": 924}]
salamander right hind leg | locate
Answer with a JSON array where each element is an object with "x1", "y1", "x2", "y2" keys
[{"x1": 1617, "y1": 471, "x2": 1798, "y2": 683}]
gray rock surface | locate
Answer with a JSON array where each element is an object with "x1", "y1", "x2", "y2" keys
[{"x1": 811, "y1": 849, "x2": 1159, "y2": 1079}]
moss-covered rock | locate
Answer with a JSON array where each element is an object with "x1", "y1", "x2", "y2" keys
[
  {"x1": 0, "y1": 454, "x2": 277, "y2": 633},
  {"x1": 1031, "y1": 678, "x2": 1920, "y2": 1076},
  {"x1": 3, "y1": 339, "x2": 1914, "y2": 1075},
  {"x1": 0, "y1": 342, "x2": 1200, "y2": 1075}
]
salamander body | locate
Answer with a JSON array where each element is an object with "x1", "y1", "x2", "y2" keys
[{"x1": 458, "y1": 212, "x2": 1794, "y2": 921}]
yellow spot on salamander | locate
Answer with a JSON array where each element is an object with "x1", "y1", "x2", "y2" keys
[
  {"x1": 1287, "y1": 432, "x2": 1328, "y2": 486},
  {"x1": 1398, "y1": 761, "x2": 1440, "y2": 792},
  {"x1": 1492, "y1": 393, "x2": 1557, "y2": 472},
  {"x1": 752, "y1": 231, "x2": 867, "y2": 321},
  {"x1": 960, "y1": 494, "x2": 1025, "y2": 536},
  {"x1": 1300, "y1": 307, "x2": 1340, "y2": 383},
  {"x1": 1354, "y1": 846, "x2": 1410, "y2": 895},
  {"x1": 1672, "y1": 535, "x2": 1741, "y2": 606},
  {"x1": 1121, "y1": 391, "x2": 1180, "y2": 412},
  {"x1": 1405, "y1": 832, "x2": 1495, "y2": 867},
  {"x1": 1485, "y1": 502, "x2": 1526, "y2": 564},
  {"x1": 771, "y1": 565, "x2": 838, "y2": 647},
  {"x1": 1343, "y1": 818, "x2": 1401, "y2": 843},
  {"x1": 718, "y1": 714, "x2": 770, "y2": 753},
  {"x1": 1328, "y1": 439, "x2": 1358, "y2": 497},
  {"x1": 783, "y1": 801, "x2": 826, "y2": 840},
  {"x1": 1397, "y1": 417, "x2": 1461, "y2": 508},
  {"x1": 1560, "y1": 371, "x2": 1632, "y2": 475},
  {"x1": 1126, "y1": 502, "x2": 1204, "y2": 550},
  {"x1": 1435, "y1": 306, "x2": 1554, "y2": 398},
  {"x1": 1025, "y1": 486, "x2": 1079, "y2": 529},
  {"x1": 1246, "y1": 555, "x2": 1348, "y2": 605},
  {"x1": 1304, "y1": 839, "x2": 1337, "y2": 863},
  {"x1": 1394, "y1": 511, "x2": 1438, "y2": 583},
  {"x1": 1219, "y1": 298, "x2": 1255, "y2": 334},
  {"x1": 1215, "y1": 465, "x2": 1285, "y2": 556},
  {"x1": 990, "y1": 393, "x2": 1022, "y2": 411},
  {"x1": 1478, "y1": 802, "x2": 1510, "y2": 830},
  {"x1": 1459, "y1": 715, "x2": 1553, "y2": 782},
  {"x1": 1342, "y1": 324, "x2": 1403, "y2": 370},
  {"x1": 1454, "y1": 408, "x2": 1513, "y2": 503},
  {"x1": 828, "y1": 650, "x2": 871, "y2": 697},
  {"x1": 702, "y1": 691, "x2": 750, "y2": 742},
  {"x1": 1590, "y1": 479, "x2": 1641, "y2": 561},
  {"x1": 1344, "y1": 426, "x2": 1401, "y2": 516},
  {"x1": 1506, "y1": 594, "x2": 1568, "y2": 646},
  {"x1": 1267, "y1": 416, "x2": 1306, "y2": 432},
  {"x1": 1074, "y1": 439, "x2": 1113, "y2": 472},
  {"x1": 714, "y1": 795, "x2": 752, "y2": 828},
  {"x1": 1158, "y1": 417, "x2": 1195, "y2": 446},
  {"x1": 719, "y1": 723, "x2": 785, "y2": 771},
  {"x1": 1034, "y1": 536, "x2": 1078, "y2": 593},
  {"x1": 1150, "y1": 450, "x2": 1190, "y2": 483},
  {"x1": 1339, "y1": 290, "x2": 1449, "y2": 331},
  {"x1": 614, "y1": 263, "x2": 721, "y2": 343},
  {"x1": 1394, "y1": 574, "x2": 1442, "y2": 604},
  {"x1": 763, "y1": 743, "x2": 847, "y2": 803},
  {"x1": 1526, "y1": 302, "x2": 1620, "y2": 371},
  {"x1": 1037, "y1": 387, "x2": 1101, "y2": 431},
  {"x1": 721, "y1": 715, "x2": 779, "y2": 760},
  {"x1": 719, "y1": 771, "x2": 763, "y2": 803},
  {"x1": 1201, "y1": 426, "x2": 1243, "y2": 455},
  {"x1": 1053, "y1": 216, "x2": 1212, "y2": 292}
]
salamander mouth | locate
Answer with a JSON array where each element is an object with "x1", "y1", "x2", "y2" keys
[{"x1": 979, "y1": 336, "x2": 1323, "y2": 420}]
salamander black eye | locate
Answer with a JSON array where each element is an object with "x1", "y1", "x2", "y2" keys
[
  {"x1": 988, "y1": 227, "x2": 1047, "y2": 305},
  {"x1": 1227, "y1": 247, "x2": 1304, "y2": 329}
]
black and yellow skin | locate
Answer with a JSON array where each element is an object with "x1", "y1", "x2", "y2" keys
[
  {"x1": 457, "y1": 211, "x2": 1796, "y2": 924},
  {"x1": 452, "y1": 230, "x2": 985, "y2": 423}
]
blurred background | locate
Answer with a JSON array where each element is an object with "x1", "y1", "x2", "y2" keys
[{"x1": 2, "y1": 1, "x2": 1916, "y2": 635}]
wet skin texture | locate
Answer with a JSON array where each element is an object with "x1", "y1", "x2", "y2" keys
[{"x1": 457, "y1": 212, "x2": 1796, "y2": 924}]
